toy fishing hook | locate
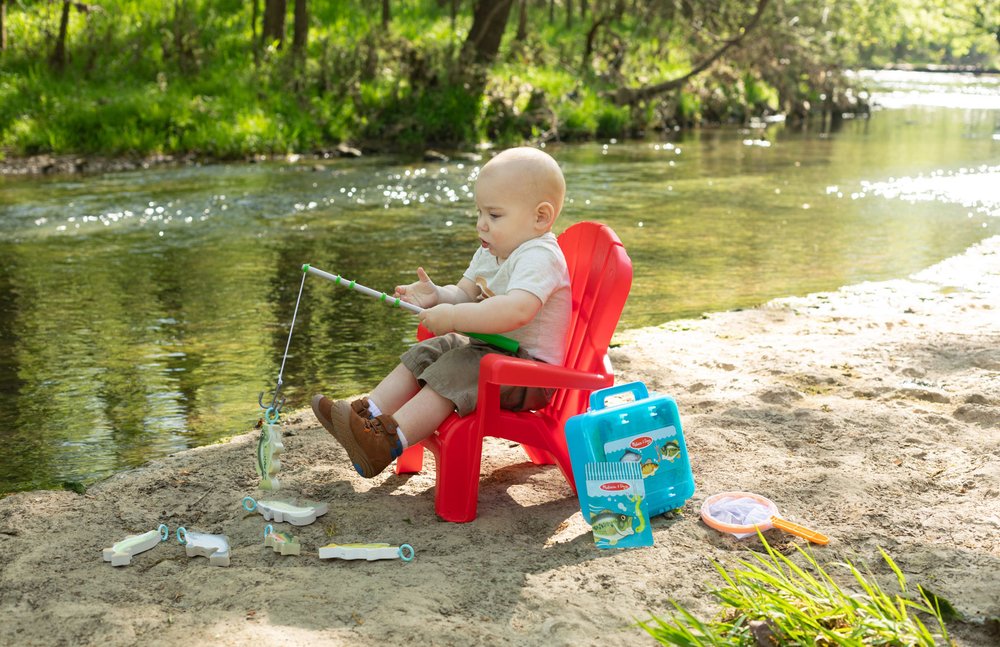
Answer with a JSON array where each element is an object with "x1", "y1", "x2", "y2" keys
[{"x1": 258, "y1": 382, "x2": 285, "y2": 422}]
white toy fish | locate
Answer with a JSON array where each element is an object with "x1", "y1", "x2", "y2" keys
[
  {"x1": 318, "y1": 542, "x2": 415, "y2": 562},
  {"x1": 177, "y1": 527, "x2": 231, "y2": 567},
  {"x1": 263, "y1": 524, "x2": 301, "y2": 556},
  {"x1": 103, "y1": 524, "x2": 168, "y2": 566},
  {"x1": 242, "y1": 496, "x2": 328, "y2": 526}
]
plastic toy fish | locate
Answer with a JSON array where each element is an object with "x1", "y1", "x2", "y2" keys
[
  {"x1": 103, "y1": 524, "x2": 168, "y2": 566},
  {"x1": 242, "y1": 496, "x2": 328, "y2": 526},
  {"x1": 177, "y1": 527, "x2": 231, "y2": 567},
  {"x1": 263, "y1": 524, "x2": 301, "y2": 555},
  {"x1": 318, "y1": 542, "x2": 415, "y2": 562},
  {"x1": 255, "y1": 422, "x2": 284, "y2": 491},
  {"x1": 640, "y1": 459, "x2": 659, "y2": 477}
]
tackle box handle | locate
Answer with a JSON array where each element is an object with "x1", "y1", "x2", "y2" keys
[{"x1": 588, "y1": 381, "x2": 649, "y2": 411}]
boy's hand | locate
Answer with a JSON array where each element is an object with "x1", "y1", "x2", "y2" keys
[
  {"x1": 394, "y1": 267, "x2": 439, "y2": 308},
  {"x1": 419, "y1": 304, "x2": 456, "y2": 335}
]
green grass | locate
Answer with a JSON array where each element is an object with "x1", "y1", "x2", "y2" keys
[{"x1": 639, "y1": 535, "x2": 954, "y2": 646}]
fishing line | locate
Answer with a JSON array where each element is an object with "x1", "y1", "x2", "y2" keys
[
  {"x1": 276, "y1": 270, "x2": 308, "y2": 392},
  {"x1": 258, "y1": 270, "x2": 307, "y2": 421}
]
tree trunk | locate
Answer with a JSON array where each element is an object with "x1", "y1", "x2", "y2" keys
[
  {"x1": 262, "y1": 0, "x2": 286, "y2": 48},
  {"x1": 515, "y1": 0, "x2": 528, "y2": 42},
  {"x1": 50, "y1": 0, "x2": 71, "y2": 71},
  {"x1": 582, "y1": 13, "x2": 609, "y2": 72},
  {"x1": 251, "y1": 0, "x2": 259, "y2": 43},
  {"x1": 382, "y1": 0, "x2": 390, "y2": 29},
  {"x1": 173, "y1": 0, "x2": 187, "y2": 71},
  {"x1": 613, "y1": 0, "x2": 624, "y2": 21},
  {"x1": 1, "y1": 0, "x2": 7, "y2": 52},
  {"x1": 463, "y1": 0, "x2": 514, "y2": 65},
  {"x1": 612, "y1": 0, "x2": 770, "y2": 105},
  {"x1": 293, "y1": 0, "x2": 308, "y2": 56}
]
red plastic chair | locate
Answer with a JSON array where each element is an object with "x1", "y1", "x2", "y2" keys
[{"x1": 394, "y1": 221, "x2": 633, "y2": 522}]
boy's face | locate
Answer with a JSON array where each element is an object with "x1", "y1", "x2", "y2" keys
[{"x1": 474, "y1": 160, "x2": 553, "y2": 261}]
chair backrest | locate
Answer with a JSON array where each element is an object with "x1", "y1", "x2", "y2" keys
[{"x1": 549, "y1": 222, "x2": 633, "y2": 418}]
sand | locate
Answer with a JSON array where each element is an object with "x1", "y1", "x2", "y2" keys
[{"x1": 1, "y1": 236, "x2": 998, "y2": 646}]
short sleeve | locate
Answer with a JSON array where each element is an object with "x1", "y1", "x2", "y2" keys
[{"x1": 505, "y1": 245, "x2": 565, "y2": 304}]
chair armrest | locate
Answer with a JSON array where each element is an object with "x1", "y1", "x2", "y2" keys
[{"x1": 478, "y1": 353, "x2": 613, "y2": 391}]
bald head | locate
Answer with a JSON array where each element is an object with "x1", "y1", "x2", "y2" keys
[{"x1": 478, "y1": 147, "x2": 566, "y2": 220}]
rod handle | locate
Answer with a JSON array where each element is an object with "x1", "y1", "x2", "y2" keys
[{"x1": 466, "y1": 332, "x2": 519, "y2": 353}]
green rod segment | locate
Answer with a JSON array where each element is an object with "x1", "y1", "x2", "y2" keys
[{"x1": 302, "y1": 264, "x2": 519, "y2": 353}]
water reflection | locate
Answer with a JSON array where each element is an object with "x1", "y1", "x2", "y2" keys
[{"x1": 0, "y1": 72, "x2": 998, "y2": 493}]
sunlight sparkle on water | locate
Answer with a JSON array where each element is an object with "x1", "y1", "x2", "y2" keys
[
  {"x1": 860, "y1": 165, "x2": 1000, "y2": 219},
  {"x1": 854, "y1": 70, "x2": 1000, "y2": 110}
]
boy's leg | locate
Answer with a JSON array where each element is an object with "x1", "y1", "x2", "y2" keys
[
  {"x1": 391, "y1": 385, "x2": 455, "y2": 447},
  {"x1": 368, "y1": 363, "x2": 421, "y2": 414},
  {"x1": 316, "y1": 363, "x2": 417, "y2": 423},
  {"x1": 313, "y1": 362, "x2": 415, "y2": 424},
  {"x1": 313, "y1": 382, "x2": 455, "y2": 479}
]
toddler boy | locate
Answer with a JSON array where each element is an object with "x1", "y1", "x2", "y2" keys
[{"x1": 312, "y1": 147, "x2": 571, "y2": 477}]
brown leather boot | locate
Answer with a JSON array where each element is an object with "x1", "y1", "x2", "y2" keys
[
  {"x1": 312, "y1": 395, "x2": 402, "y2": 478},
  {"x1": 313, "y1": 396, "x2": 370, "y2": 429},
  {"x1": 351, "y1": 397, "x2": 372, "y2": 419}
]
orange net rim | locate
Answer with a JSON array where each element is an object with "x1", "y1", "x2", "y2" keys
[{"x1": 700, "y1": 491, "x2": 780, "y2": 533}]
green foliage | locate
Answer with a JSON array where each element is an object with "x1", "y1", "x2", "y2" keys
[
  {"x1": 0, "y1": 0, "x2": 996, "y2": 158},
  {"x1": 596, "y1": 104, "x2": 630, "y2": 139},
  {"x1": 639, "y1": 535, "x2": 954, "y2": 646},
  {"x1": 366, "y1": 83, "x2": 482, "y2": 150}
]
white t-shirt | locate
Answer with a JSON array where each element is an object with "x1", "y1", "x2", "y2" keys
[{"x1": 462, "y1": 232, "x2": 571, "y2": 365}]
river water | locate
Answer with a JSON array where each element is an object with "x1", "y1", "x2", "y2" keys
[{"x1": 0, "y1": 70, "x2": 997, "y2": 493}]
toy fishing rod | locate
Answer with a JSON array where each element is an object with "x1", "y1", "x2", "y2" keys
[
  {"x1": 302, "y1": 264, "x2": 520, "y2": 354},
  {"x1": 258, "y1": 264, "x2": 520, "y2": 421}
]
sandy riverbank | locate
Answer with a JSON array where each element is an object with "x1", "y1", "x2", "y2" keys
[{"x1": 1, "y1": 236, "x2": 998, "y2": 646}]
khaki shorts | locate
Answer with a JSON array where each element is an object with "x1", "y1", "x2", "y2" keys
[{"x1": 400, "y1": 333, "x2": 554, "y2": 417}]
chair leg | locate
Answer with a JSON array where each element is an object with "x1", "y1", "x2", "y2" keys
[
  {"x1": 546, "y1": 440, "x2": 578, "y2": 496},
  {"x1": 432, "y1": 419, "x2": 484, "y2": 523},
  {"x1": 520, "y1": 443, "x2": 555, "y2": 465},
  {"x1": 394, "y1": 445, "x2": 424, "y2": 474}
]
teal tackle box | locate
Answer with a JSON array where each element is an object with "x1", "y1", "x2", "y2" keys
[{"x1": 565, "y1": 382, "x2": 695, "y2": 519}]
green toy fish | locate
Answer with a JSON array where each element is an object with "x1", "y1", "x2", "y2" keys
[
  {"x1": 589, "y1": 509, "x2": 635, "y2": 545},
  {"x1": 256, "y1": 423, "x2": 284, "y2": 490}
]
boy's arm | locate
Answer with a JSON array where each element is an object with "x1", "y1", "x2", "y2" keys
[
  {"x1": 419, "y1": 289, "x2": 542, "y2": 336},
  {"x1": 395, "y1": 269, "x2": 478, "y2": 307},
  {"x1": 438, "y1": 278, "x2": 479, "y2": 304}
]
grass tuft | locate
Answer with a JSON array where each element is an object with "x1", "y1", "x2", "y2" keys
[{"x1": 639, "y1": 534, "x2": 954, "y2": 646}]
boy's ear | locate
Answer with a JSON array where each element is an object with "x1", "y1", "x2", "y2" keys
[{"x1": 534, "y1": 201, "x2": 556, "y2": 230}]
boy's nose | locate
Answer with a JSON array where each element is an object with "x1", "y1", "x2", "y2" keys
[{"x1": 476, "y1": 214, "x2": 488, "y2": 231}]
